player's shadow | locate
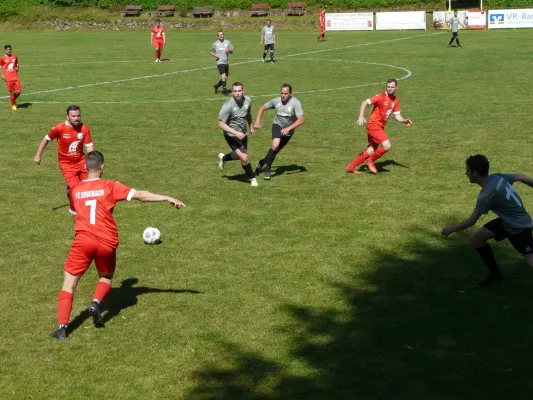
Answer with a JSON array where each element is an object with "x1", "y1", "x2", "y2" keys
[
  {"x1": 66, "y1": 278, "x2": 200, "y2": 336},
  {"x1": 222, "y1": 173, "x2": 254, "y2": 185},
  {"x1": 359, "y1": 159, "x2": 408, "y2": 174},
  {"x1": 270, "y1": 164, "x2": 307, "y2": 178},
  {"x1": 160, "y1": 58, "x2": 171, "y2": 62},
  {"x1": 17, "y1": 102, "x2": 32, "y2": 108},
  {"x1": 52, "y1": 203, "x2": 70, "y2": 211},
  {"x1": 102, "y1": 278, "x2": 201, "y2": 323}
]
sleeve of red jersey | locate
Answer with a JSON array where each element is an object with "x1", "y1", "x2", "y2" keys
[
  {"x1": 46, "y1": 124, "x2": 60, "y2": 141},
  {"x1": 368, "y1": 93, "x2": 382, "y2": 105},
  {"x1": 394, "y1": 98, "x2": 401, "y2": 114},
  {"x1": 84, "y1": 127, "x2": 93, "y2": 148},
  {"x1": 110, "y1": 181, "x2": 136, "y2": 202}
]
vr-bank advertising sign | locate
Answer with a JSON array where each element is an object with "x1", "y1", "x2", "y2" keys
[{"x1": 489, "y1": 9, "x2": 533, "y2": 29}]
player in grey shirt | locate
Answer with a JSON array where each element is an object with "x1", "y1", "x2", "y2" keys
[
  {"x1": 260, "y1": 19, "x2": 276, "y2": 63},
  {"x1": 442, "y1": 155, "x2": 533, "y2": 285},
  {"x1": 210, "y1": 30, "x2": 234, "y2": 95},
  {"x1": 448, "y1": 10, "x2": 462, "y2": 48},
  {"x1": 217, "y1": 82, "x2": 258, "y2": 187},
  {"x1": 253, "y1": 83, "x2": 304, "y2": 180}
]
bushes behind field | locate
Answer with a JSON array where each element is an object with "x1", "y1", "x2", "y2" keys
[{"x1": 1, "y1": 0, "x2": 531, "y2": 16}]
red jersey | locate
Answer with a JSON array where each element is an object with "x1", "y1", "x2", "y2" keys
[
  {"x1": 46, "y1": 121, "x2": 93, "y2": 165},
  {"x1": 71, "y1": 178, "x2": 136, "y2": 249},
  {"x1": 0, "y1": 54, "x2": 19, "y2": 81},
  {"x1": 151, "y1": 26, "x2": 165, "y2": 41},
  {"x1": 367, "y1": 92, "x2": 401, "y2": 129},
  {"x1": 319, "y1": 11, "x2": 326, "y2": 29}
]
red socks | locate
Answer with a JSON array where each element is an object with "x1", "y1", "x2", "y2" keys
[
  {"x1": 347, "y1": 150, "x2": 370, "y2": 169},
  {"x1": 58, "y1": 291, "x2": 74, "y2": 325},
  {"x1": 369, "y1": 147, "x2": 387, "y2": 162},
  {"x1": 155, "y1": 49, "x2": 161, "y2": 59},
  {"x1": 92, "y1": 281, "x2": 111, "y2": 304},
  {"x1": 9, "y1": 93, "x2": 16, "y2": 106}
]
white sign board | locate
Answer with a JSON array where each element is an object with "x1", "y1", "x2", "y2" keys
[
  {"x1": 376, "y1": 11, "x2": 426, "y2": 30},
  {"x1": 325, "y1": 13, "x2": 374, "y2": 31},
  {"x1": 432, "y1": 11, "x2": 467, "y2": 30},
  {"x1": 488, "y1": 9, "x2": 533, "y2": 29},
  {"x1": 467, "y1": 10, "x2": 487, "y2": 29}
]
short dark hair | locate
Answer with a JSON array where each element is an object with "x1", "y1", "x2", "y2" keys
[
  {"x1": 155, "y1": 19, "x2": 161, "y2": 24},
  {"x1": 4, "y1": 44, "x2": 11, "y2": 50},
  {"x1": 86, "y1": 151, "x2": 104, "y2": 172},
  {"x1": 232, "y1": 82, "x2": 243, "y2": 89},
  {"x1": 66, "y1": 104, "x2": 80, "y2": 115},
  {"x1": 466, "y1": 154, "x2": 490, "y2": 177},
  {"x1": 386, "y1": 79, "x2": 398, "y2": 86},
  {"x1": 218, "y1": 29, "x2": 224, "y2": 34},
  {"x1": 281, "y1": 83, "x2": 292, "y2": 93}
]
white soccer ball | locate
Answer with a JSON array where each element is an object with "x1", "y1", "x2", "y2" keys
[{"x1": 143, "y1": 227, "x2": 161, "y2": 244}]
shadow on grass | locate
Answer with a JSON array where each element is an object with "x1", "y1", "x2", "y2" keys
[
  {"x1": 67, "y1": 278, "x2": 200, "y2": 336},
  {"x1": 184, "y1": 228, "x2": 533, "y2": 399},
  {"x1": 359, "y1": 159, "x2": 409, "y2": 174},
  {"x1": 270, "y1": 164, "x2": 307, "y2": 178},
  {"x1": 17, "y1": 102, "x2": 32, "y2": 108}
]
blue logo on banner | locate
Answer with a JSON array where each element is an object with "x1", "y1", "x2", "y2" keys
[{"x1": 490, "y1": 14, "x2": 505, "y2": 24}]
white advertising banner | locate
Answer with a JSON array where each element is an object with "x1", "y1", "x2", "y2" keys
[
  {"x1": 376, "y1": 11, "x2": 426, "y2": 30},
  {"x1": 325, "y1": 13, "x2": 374, "y2": 31},
  {"x1": 432, "y1": 11, "x2": 467, "y2": 30},
  {"x1": 467, "y1": 10, "x2": 487, "y2": 29},
  {"x1": 488, "y1": 9, "x2": 533, "y2": 29}
]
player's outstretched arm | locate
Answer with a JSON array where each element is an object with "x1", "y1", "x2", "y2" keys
[
  {"x1": 356, "y1": 101, "x2": 368, "y2": 126},
  {"x1": 247, "y1": 112, "x2": 255, "y2": 136},
  {"x1": 34, "y1": 137, "x2": 50, "y2": 164},
  {"x1": 132, "y1": 190, "x2": 185, "y2": 208},
  {"x1": 253, "y1": 106, "x2": 266, "y2": 129},
  {"x1": 515, "y1": 174, "x2": 533, "y2": 188},
  {"x1": 441, "y1": 211, "x2": 481, "y2": 237},
  {"x1": 395, "y1": 113, "x2": 412, "y2": 127}
]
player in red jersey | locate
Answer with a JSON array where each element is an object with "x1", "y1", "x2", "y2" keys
[
  {"x1": 346, "y1": 79, "x2": 412, "y2": 174},
  {"x1": 0, "y1": 44, "x2": 22, "y2": 111},
  {"x1": 151, "y1": 19, "x2": 166, "y2": 62},
  {"x1": 34, "y1": 105, "x2": 94, "y2": 206},
  {"x1": 317, "y1": 8, "x2": 326, "y2": 42},
  {"x1": 51, "y1": 151, "x2": 185, "y2": 340}
]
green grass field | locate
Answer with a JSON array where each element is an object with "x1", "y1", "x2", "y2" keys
[{"x1": 2, "y1": 28, "x2": 533, "y2": 399}]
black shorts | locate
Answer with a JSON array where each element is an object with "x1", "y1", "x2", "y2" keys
[
  {"x1": 484, "y1": 218, "x2": 533, "y2": 255},
  {"x1": 451, "y1": 32, "x2": 458, "y2": 38},
  {"x1": 272, "y1": 124, "x2": 294, "y2": 139},
  {"x1": 264, "y1": 44, "x2": 274, "y2": 51},
  {"x1": 224, "y1": 133, "x2": 247, "y2": 151},
  {"x1": 217, "y1": 64, "x2": 229, "y2": 76}
]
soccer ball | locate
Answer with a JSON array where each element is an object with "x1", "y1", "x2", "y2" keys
[{"x1": 143, "y1": 227, "x2": 161, "y2": 244}]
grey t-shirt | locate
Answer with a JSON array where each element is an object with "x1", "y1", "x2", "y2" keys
[
  {"x1": 475, "y1": 173, "x2": 533, "y2": 233},
  {"x1": 261, "y1": 26, "x2": 275, "y2": 45},
  {"x1": 450, "y1": 15, "x2": 460, "y2": 32},
  {"x1": 218, "y1": 96, "x2": 252, "y2": 137},
  {"x1": 263, "y1": 96, "x2": 304, "y2": 130},
  {"x1": 211, "y1": 39, "x2": 233, "y2": 65}
]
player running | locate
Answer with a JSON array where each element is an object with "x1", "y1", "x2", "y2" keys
[
  {"x1": 0, "y1": 44, "x2": 22, "y2": 110},
  {"x1": 34, "y1": 105, "x2": 94, "y2": 207},
  {"x1": 151, "y1": 19, "x2": 166, "y2": 62},
  {"x1": 317, "y1": 8, "x2": 326, "y2": 42},
  {"x1": 51, "y1": 150, "x2": 185, "y2": 340},
  {"x1": 346, "y1": 79, "x2": 412, "y2": 174}
]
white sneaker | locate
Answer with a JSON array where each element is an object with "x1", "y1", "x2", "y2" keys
[
  {"x1": 261, "y1": 58, "x2": 265, "y2": 63},
  {"x1": 218, "y1": 153, "x2": 225, "y2": 169},
  {"x1": 251, "y1": 178, "x2": 258, "y2": 187}
]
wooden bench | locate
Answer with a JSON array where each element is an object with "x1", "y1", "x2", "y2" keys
[
  {"x1": 121, "y1": 5, "x2": 142, "y2": 17},
  {"x1": 286, "y1": 2, "x2": 306, "y2": 16},
  {"x1": 250, "y1": 3, "x2": 270, "y2": 17},
  {"x1": 152, "y1": 5, "x2": 175, "y2": 17},
  {"x1": 192, "y1": 6, "x2": 213, "y2": 18}
]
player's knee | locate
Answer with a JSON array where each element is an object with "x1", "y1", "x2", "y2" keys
[
  {"x1": 382, "y1": 141, "x2": 392, "y2": 151},
  {"x1": 470, "y1": 232, "x2": 487, "y2": 247}
]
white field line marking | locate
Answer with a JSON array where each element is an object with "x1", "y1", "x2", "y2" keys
[
  {"x1": 27, "y1": 58, "x2": 412, "y2": 105},
  {"x1": 4, "y1": 32, "x2": 437, "y2": 100},
  {"x1": 24, "y1": 57, "x2": 260, "y2": 68}
]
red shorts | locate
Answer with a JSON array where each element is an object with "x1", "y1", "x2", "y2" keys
[
  {"x1": 64, "y1": 232, "x2": 117, "y2": 276},
  {"x1": 60, "y1": 158, "x2": 88, "y2": 189},
  {"x1": 367, "y1": 126, "x2": 389, "y2": 148},
  {"x1": 6, "y1": 80, "x2": 21, "y2": 92},
  {"x1": 153, "y1": 40, "x2": 164, "y2": 49}
]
